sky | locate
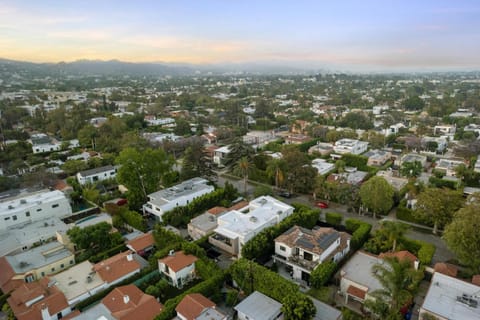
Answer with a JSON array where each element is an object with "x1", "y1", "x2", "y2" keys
[{"x1": 0, "y1": 0, "x2": 479, "y2": 71}]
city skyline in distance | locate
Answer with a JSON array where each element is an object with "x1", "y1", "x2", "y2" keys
[{"x1": 1, "y1": 0, "x2": 479, "y2": 72}]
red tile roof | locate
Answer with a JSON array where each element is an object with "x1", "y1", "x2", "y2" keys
[
  {"x1": 158, "y1": 251, "x2": 198, "y2": 273},
  {"x1": 93, "y1": 251, "x2": 141, "y2": 284},
  {"x1": 175, "y1": 293, "x2": 216, "y2": 320},
  {"x1": 228, "y1": 201, "x2": 249, "y2": 211},
  {"x1": 102, "y1": 284, "x2": 163, "y2": 320},
  {"x1": 347, "y1": 285, "x2": 367, "y2": 300},
  {"x1": 126, "y1": 233, "x2": 155, "y2": 253},
  {"x1": 207, "y1": 206, "x2": 228, "y2": 215},
  {"x1": 7, "y1": 277, "x2": 70, "y2": 320},
  {"x1": 0, "y1": 256, "x2": 22, "y2": 294},
  {"x1": 472, "y1": 275, "x2": 480, "y2": 286},
  {"x1": 379, "y1": 250, "x2": 418, "y2": 266},
  {"x1": 434, "y1": 262, "x2": 458, "y2": 277}
]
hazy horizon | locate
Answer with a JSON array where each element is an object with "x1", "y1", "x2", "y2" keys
[{"x1": 1, "y1": 0, "x2": 479, "y2": 72}]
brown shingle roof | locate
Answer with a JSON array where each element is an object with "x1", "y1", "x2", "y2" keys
[
  {"x1": 158, "y1": 251, "x2": 198, "y2": 273},
  {"x1": 434, "y1": 262, "x2": 458, "y2": 277},
  {"x1": 472, "y1": 275, "x2": 480, "y2": 286},
  {"x1": 93, "y1": 251, "x2": 141, "y2": 284},
  {"x1": 228, "y1": 201, "x2": 249, "y2": 211},
  {"x1": 175, "y1": 293, "x2": 216, "y2": 320},
  {"x1": 126, "y1": 232, "x2": 155, "y2": 253},
  {"x1": 379, "y1": 251, "x2": 418, "y2": 266},
  {"x1": 7, "y1": 277, "x2": 70, "y2": 320},
  {"x1": 207, "y1": 206, "x2": 228, "y2": 215},
  {"x1": 102, "y1": 284, "x2": 163, "y2": 320},
  {"x1": 275, "y1": 225, "x2": 350, "y2": 256}
]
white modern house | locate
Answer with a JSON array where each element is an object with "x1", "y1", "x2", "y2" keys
[
  {"x1": 158, "y1": 251, "x2": 198, "y2": 288},
  {"x1": 209, "y1": 196, "x2": 294, "y2": 257},
  {"x1": 333, "y1": 139, "x2": 368, "y2": 155},
  {"x1": 311, "y1": 159, "x2": 335, "y2": 175},
  {"x1": 274, "y1": 226, "x2": 351, "y2": 283},
  {"x1": 143, "y1": 178, "x2": 215, "y2": 221},
  {"x1": 420, "y1": 272, "x2": 480, "y2": 320},
  {"x1": 234, "y1": 291, "x2": 283, "y2": 320},
  {"x1": 213, "y1": 145, "x2": 231, "y2": 166},
  {"x1": 434, "y1": 125, "x2": 456, "y2": 136},
  {"x1": 0, "y1": 189, "x2": 72, "y2": 231},
  {"x1": 76, "y1": 165, "x2": 118, "y2": 185}
]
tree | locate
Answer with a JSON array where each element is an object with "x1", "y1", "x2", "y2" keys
[
  {"x1": 181, "y1": 144, "x2": 214, "y2": 180},
  {"x1": 67, "y1": 222, "x2": 123, "y2": 255},
  {"x1": 359, "y1": 176, "x2": 395, "y2": 218},
  {"x1": 116, "y1": 147, "x2": 174, "y2": 209},
  {"x1": 400, "y1": 161, "x2": 423, "y2": 178},
  {"x1": 380, "y1": 221, "x2": 409, "y2": 252},
  {"x1": 403, "y1": 96, "x2": 425, "y2": 111},
  {"x1": 174, "y1": 118, "x2": 192, "y2": 136},
  {"x1": 234, "y1": 156, "x2": 252, "y2": 195},
  {"x1": 415, "y1": 188, "x2": 463, "y2": 234},
  {"x1": 281, "y1": 294, "x2": 316, "y2": 320},
  {"x1": 224, "y1": 139, "x2": 254, "y2": 168},
  {"x1": 266, "y1": 158, "x2": 286, "y2": 189},
  {"x1": 61, "y1": 159, "x2": 88, "y2": 176},
  {"x1": 443, "y1": 200, "x2": 480, "y2": 273},
  {"x1": 366, "y1": 257, "x2": 423, "y2": 318}
]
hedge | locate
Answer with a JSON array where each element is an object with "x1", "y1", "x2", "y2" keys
[
  {"x1": 345, "y1": 218, "x2": 363, "y2": 233},
  {"x1": 350, "y1": 223, "x2": 372, "y2": 250},
  {"x1": 396, "y1": 206, "x2": 432, "y2": 227},
  {"x1": 400, "y1": 238, "x2": 436, "y2": 265},
  {"x1": 325, "y1": 212, "x2": 343, "y2": 227},
  {"x1": 89, "y1": 244, "x2": 128, "y2": 263},
  {"x1": 310, "y1": 261, "x2": 337, "y2": 288}
]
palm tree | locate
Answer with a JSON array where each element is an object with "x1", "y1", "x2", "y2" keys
[
  {"x1": 380, "y1": 221, "x2": 409, "y2": 252},
  {"x1": 266, "y1": 158, "x2": 285, "y2": 189},
  {"x1": 235, "y1": 156, "x2": 252, "y2": 195},
  {"x1": 366, "y1": 257, "x2": 423, "y2": 318}
]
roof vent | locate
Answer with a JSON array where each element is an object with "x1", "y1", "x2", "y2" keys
[
  {"x1": 249, "y1": 216, "x2": 258, "y2": 223},
  {"x1": 126, "y1": 253, "x2": 133, "y2": 261},
  {"x1": 8, "y1": 205, "x2": 13, "y2": 209},
  {"x1": 20, "y1": 199, "x2": 27, "y2": 204},
  {"x1": 123, "y1": 295, "x2": 130, "y2": 304},
  {"x1": 169, "y1": 250, "x2": 175, "y2": 256}
]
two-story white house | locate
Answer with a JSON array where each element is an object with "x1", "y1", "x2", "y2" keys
[
  {"x1": 213, "y1": 146, "x2": 231, "y2": 166},
  {"x1": 143, "y1": 178, "x2": 215, "y2": 221},
  {"x1": 158, "y1": 251, "x2": 198, "y2": 288},
  {"x1": 273, "y1": 226, "x2": 351, "y2": 283},
  {"x1": 0, "y1": 189, "x2": 72, "y2": 231},
  {"x1": 209, "y1": 196, "x2": 294, "y2": 257},
  {"x1": 333, "y1": 139, "x2": 368, "y2": 155},
  {"x1": 76, "y1": 165, "x2": 118, "y2": 185},
  {"x1": 311, "y1": 159, "x2": 335, "y2": 175}
]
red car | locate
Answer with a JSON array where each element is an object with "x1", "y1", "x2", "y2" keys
[
  {"x1": 116, "y1": 198, "x2": 128, "y2": 206},
  {"x1": 315, "y1": 201, "x2": 329, "y2": 209}
]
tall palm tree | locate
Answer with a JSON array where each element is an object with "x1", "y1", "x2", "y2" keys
[
  {"x1": 235, "y1": 156, "x2": 252, "y2": 196},
  {"x1": 380, "y1": 221, "x2": 409, "y2": 252},
  {"x1": 366, "y1": 257, "x2": 423, "y2": 318},
  {"x1": 266, "y1": 158, "x2": 285, "y2": 189}
]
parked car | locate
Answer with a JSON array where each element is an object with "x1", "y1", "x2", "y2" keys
[
  {"x1": 116, "y1": 198, "x2": 128, "y2": 206},
  {"x1": 315, "y1": 201, "x2": 329, "y2": 209},
  {"x1": 278, "y1": 191, "x2": 293, "y2": 198}
]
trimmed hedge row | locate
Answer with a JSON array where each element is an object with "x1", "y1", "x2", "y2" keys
[
  {"x1": 310, "y1": 261, "x2": 337, "y2": 288},
  {"x1": 400, "y1": 237, "x2": 436, "y2": 265},
  {"x1": 325, "y1": 212, "x2": 343, "y2": 227},
  {"x1": 345, "y1": 218, "x2": 372, "y2": 250},
  {"x1": 396, "y1": 205, "x2": 432, "y2": 226}
]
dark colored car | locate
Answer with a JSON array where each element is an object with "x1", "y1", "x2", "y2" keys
[
  {"x1": 315, "y1": 201, "x2": 329, "y2": 209},
  {"x1": 116, "y1": 198, "x2": 128, "y2": 206},
  {"x1": 278, "y1": 191, "x2": 293, "y2": 198}
]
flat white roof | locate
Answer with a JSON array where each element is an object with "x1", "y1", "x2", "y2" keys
[
  {"x1": 0, "y1": 189, "x2": 68, "y2": 216},
  {"x1": 422, "y1": 272, "x2": 480, "y2": 320},
  {"x1": 148, "y1": 178, "x2": 213, "y2": 205},
  {"x1": 341, "y1": 251, "x2": 383, "y2": 293},
  {"x1": 53, "y1": 261, "x2": 105, "y2": 302}
]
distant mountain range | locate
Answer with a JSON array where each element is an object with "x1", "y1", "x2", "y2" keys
[{"x1": 0, "y1": 58, "x2": 320, "y2": 76}]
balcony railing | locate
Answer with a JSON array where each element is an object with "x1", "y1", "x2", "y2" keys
[{"x1": 287, "y1": 254, "x2": 319, "y2": 271}]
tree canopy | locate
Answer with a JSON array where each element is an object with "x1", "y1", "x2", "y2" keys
[{"x1": 359, "y1": 176, "x2": 395, "y2": 218}]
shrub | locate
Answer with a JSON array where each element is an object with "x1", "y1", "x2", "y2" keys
[
  {"x1": 226, "y1": 289, "x2": 239, "y2": 307},
  {"x1": 399, "y1": 238, "x2": 436, "y2": 265},
  {"x1": 350, "y1": 223, "x2": 372, "y2": 250},
  {"x1": 325, "y1": 212, "x2": 343, "y2": 227},
  {"x1": 345, "y1": 218, "x2": 363, "y2": 233},
  {"x1": 310, "y1": 261, "x2": 337, "y2": 288}
]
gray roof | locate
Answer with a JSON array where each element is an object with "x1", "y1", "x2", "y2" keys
[
  {"x1": 341, "y1": 251, "x2": 383, "y2": 292},
  {"x1": 72, "y1": 302, "x2": 115, "y2": 320},
  {"x1": 189, "y1": 213, "x2": 218, "y2": 232},
  {"x1": 78, "y1": 165, "x2": 116, "y2": 177},
  {"x1": 148, "y1": 178, "x2": 211, "y2": 203},
  {"x1": 6, "y1": 241, "x2": 73, "y2": 273},
  {"x1": 234, "y1": 291, "x2": 282, "y2": 319},
  {"x1": 312, "y1": 298, "x2": 342, "y2": 320}
]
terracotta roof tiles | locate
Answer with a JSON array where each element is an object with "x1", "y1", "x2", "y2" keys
[
  {"x1": 158, "y1": 251, "x2": 198, "y2": 273},
  {"x1": 175, "y1": 293, "x2": 216, "y2": 320}
]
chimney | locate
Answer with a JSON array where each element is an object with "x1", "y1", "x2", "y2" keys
[
  {"x1": 414, "y1": 259, "x2": 420, "y2": 270},
  {"x1": 123, "y1": 295, "x2": 130, "y2": 304},
  {"x1": 127, "y1": 253, "x2": 133, "y2": 261},
  {"x1": 41, "y1": 304, "x2": 50, "y2": 320}
]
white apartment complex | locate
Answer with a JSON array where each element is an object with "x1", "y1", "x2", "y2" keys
[
  {"x1": 333, "y1": 139, "x2": 368, "y2": 155},
  {"x1": 143, "y1": 178, "x2": 215, "y2": 221}
]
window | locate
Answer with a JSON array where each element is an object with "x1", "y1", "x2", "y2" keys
[
  {"x1": 70, "y1": 260, "x2": 74, "y2": 265},
  {"x1": 51, "y1": 267, "x2": 55, "y2": 272},
  {"x1": 279, "y1": 245, "x2": 286, "y2": 252},
  {"x1": 52, "y1": 204, "x2": 59, "y2": 208},
  {"x1": 12, "y1": 215, "x2": 17, "y2": 221},
  {"x1": 110, "y1": 172, "x2": 115, "y2": 175},
  {"x1": 25, "y1": 211, "x2": 30, "y2": 217},
  {"x1": 4, "y1": 217, "x2": 10, "y2": 221},
  {"x1": 37, "y1": 208, "x2": 42, "y2": 212},
  {"x1": 60, "y1": 264, "x2": 64, "y2": 268},
  {"x1": 41, "y1": 272, "x2": 45, "y2": 277}
]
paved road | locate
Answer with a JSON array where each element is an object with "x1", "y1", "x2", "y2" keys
[{"x1": 217, "y1": 173, "x2": 456, "y2": 265}]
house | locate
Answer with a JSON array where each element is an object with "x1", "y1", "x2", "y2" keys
[
  {"x1": 234, "y1": 291, "x2": 283, "y2": 320},
  {"x1": 52, "y1": 261, "x2": 106, "y2": 306},
  {"x1": 420, "y1": 272, "x2": 480, "y2": 320},
  {"x1": 308, "y1": 142, "x2": 334, "y2": 156},
  {"x1": 213, "y1": 145, "x2": 231, "y2": 166},
  {"x1": 7, "y1": 277, "x2": 72, "y2": 320},
  {"x1": 333, "y1": 139, "x2": 368, "y2": 155},
  {"x1": 176, "y1": 293, "x2": 227, "y2": 320},
  {"x1": 434, "y1": 262, "x2": 458, "y2": 278},
  {"x1": 187, "y1": 207, "x2": 229, "y2": 241},
  {"x1": 435, "y1": 159, "x2": 465, "y2": 177},
  {"x1": 142, "y1": 178, "x2": 215, "y2": 221},
  {"x1": 126, "y1": 232, "x2": 155, "y2": 256},
  {"x1": 243, "y1": 130, "x2": 277, "y2": 148},
  {"x1": 422, "y1": 136, "x2": 448, "y2": 153},
  {"x1": 339, "y1": 251, "x2": 418, "y2": 306},
  {"x1": 475, "y1": 155, "x2": 480, "y2": 173},
  {"x1": 29, "y1": 133, "x2": 61, "y2": 154},
  {"x1": 0, "y1": 189, "x2": 72, "y2": 231},
  {"x1": 434, "y1": 125, "x2": 456, "y2": 136},
  {"x1": 311, "y1": 159, "x2": 335, "y2": 175},
  {"x1": 209, "y1": 196, "x2": 294, "y2": 257},
  {"x1": 327, "y1": 167, "x2": 368, "y2": 186},
  {"x1": 385, "y1": 123, "x2": 405, "y2": 136},
  {"x1": 76, "y1": 165, "x2": 117, "y2": 185},
  {"x1": 93, "y1": 251, "x2": 141, "y2": 286},
  {"x1": 158, "y1": 251, "x2": 198, "y2": 288},
  {"x1": 285, "y1": 134, "x2": 313, "y2": 145},
  {"x1": 376, "y1": 171, "x2": 408, "y2": 191},
  {"x1": 273, "y1": 226, "x2": 351, "y2": 283},
  {"x1": 399, "y1": 153, "x2": 427, "y2": 167},
  {"x1": 364, "y1": 149, "x2": 392, "y2": 166},
  {"x1": 0, "y1": 241, "x2": 75, "y2": 293},
  {"x1": 312, "y1": 299, "x2": 343, "y2": 320}
]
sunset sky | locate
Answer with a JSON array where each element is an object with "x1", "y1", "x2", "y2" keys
[{"x1": 1, "y1": 0, "x2": 479, "y2": 70}]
